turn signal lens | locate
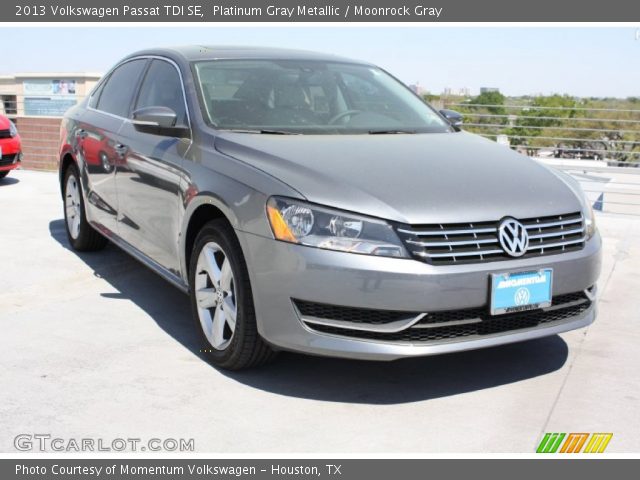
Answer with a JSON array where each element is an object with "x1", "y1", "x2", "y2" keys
[{"x1": 267, "y1": 205, "x2": 298, "y2": 243}]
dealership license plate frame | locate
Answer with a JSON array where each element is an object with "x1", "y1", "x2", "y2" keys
[{"x1": 490, "y1": 268, "x2": 553, "y2": 315}]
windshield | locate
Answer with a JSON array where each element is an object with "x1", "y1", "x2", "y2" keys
[{"x1": 193, "y1": 60, "x2": 451, "y2": 134}]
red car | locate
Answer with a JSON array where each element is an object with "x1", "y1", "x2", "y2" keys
[{"x1": 0, "y1": 114, "x2": 22, "y2": 179}]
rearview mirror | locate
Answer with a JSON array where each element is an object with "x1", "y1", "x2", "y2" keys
[
  {"x1": 439, "y1": 109, "x2": 463, "y2": 128},
  {"x1": 132, "y1": 106, "x2": 189, "y2": 138}
]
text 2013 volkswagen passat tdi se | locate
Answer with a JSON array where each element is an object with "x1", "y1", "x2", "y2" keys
[{"x1": 58, "y1": 46, "x2": 601, "y2": 370}]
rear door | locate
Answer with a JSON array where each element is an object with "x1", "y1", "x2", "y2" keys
[
  {"x1": 115, "y1": 58, "x2": 191, "y2": 276},
  {"x1": 79, "y1": 58, "x2": 148, "y2": 236}
]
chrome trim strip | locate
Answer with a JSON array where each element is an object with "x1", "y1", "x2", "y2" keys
[
  {"x1": 410, "y1": 317, "x2": 482, "y2": 329},
  {"x1": 407, "y1": 238, "x2": 498, "y2": 247},
  {"x1": 300, "y1": 313, "x2": 427, "y2": 333},
  {"x1": 416, "y1": 248, "x2": 504, "y2": 258},
  {"x1": 397, "y1": 226, "x2": 497, "y2": 236},
  {"x1": 528, "y1": 227, "x2": 584, "y2": 239},
  {"x1": 524, "y1": 216, "x2": 583, "y2": 229},
  {"x1": 299, "y1": 291, "x2": 593, "y2": 346},
  {"x1": 87, "y1": 55, "x2": 193, "y2": 136},
  {"x1": 303, "y1": 307, "x2": 596, "y2": 356},
  {"x1": 527, "y1": 237, "x2": 586, "y2": 250}
]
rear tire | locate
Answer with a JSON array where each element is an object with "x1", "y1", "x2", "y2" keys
[
  {"x1": 0, "y1": 171, "x2": 9, "y2": 179},
  {"x1": 63, "y1": 164, "x2": 108, "y2": 251},
  {"x1": 189, "y1": 219, "x2": 277, "y2": 370}
]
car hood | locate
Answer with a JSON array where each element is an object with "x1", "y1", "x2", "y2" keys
[{"x1": 214, "y1": 131, "x2": 582, "y2": 225}]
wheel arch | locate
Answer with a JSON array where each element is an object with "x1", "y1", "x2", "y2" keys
[{"x1": 181, "y1": 195, "x2": 239, "y2": 281}]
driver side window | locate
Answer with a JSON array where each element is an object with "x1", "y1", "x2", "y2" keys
[
  {"x1": 135, "y1": 59, "x2": 187, "y2": 126},
  {"x1": 340, "y1": 71, "x2": 407, "y2": 120}
]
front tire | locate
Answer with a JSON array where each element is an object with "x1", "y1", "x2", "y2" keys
[
  {"x1": 0, "y1": 171, "x2": 9, "y2": 179},
  {"x1": 189, "y1": 219, "x2": 276, "y2": 370},
  {"x1": 63, "y1": 164, "x2": 108, "y2": 251}
]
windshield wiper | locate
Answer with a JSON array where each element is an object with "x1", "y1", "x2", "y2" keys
[
  {"x1": 368, "y1": 129, "x2": 417, "y2": 134},
  {"x1": 223, "y1": 128, "x2": 301, "y2": 135}
]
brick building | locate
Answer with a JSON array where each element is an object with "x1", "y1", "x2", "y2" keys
[{"x1": 0, "y1": 73, "x2": 101, "y2": 170}]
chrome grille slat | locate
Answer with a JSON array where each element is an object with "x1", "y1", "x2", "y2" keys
[
  {"x1": 416, "y1": 248, "x2": 505, "y2": 259},
  {"x1": 523, "y1": 217, "x2": 582, "y2": 229},
  {"x1": 527, "y1": 237, "x2": 586, "y2": 250},
  {"x1": 407, "y1": 238, "x2": 499, "y2": 247},
  {"x1": 397, "y1": 212, "x2": 585, "y2": 265},
  {"x1": 528, "y1": 227, "x2": 584, "y2": 239},
  {"x1": 397, "y1": 226, "x2": 497, "y2": 236}
]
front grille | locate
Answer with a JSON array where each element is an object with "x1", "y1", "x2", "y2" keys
[
  {"x1": 0, "y1": 129, "x2": 11, "y2": 139},
  {"x1": 302, "y1": 291, "x2": 592, "y2": 343},
  {"x1": 396, "y1": 212, "x2": 585, "y2": 265},
  {"x1": 0, "y1": 153, "x2": 17, "y2": 166}
]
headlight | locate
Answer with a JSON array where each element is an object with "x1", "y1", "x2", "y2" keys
[
  {"x1": 266, "y1": 197, "x2": 408, "y2": 258},
  {"x1": 583, "y1": 201, "x2": 597, "y2": 239},
  {"x1": 9, "y1": 121, "x2": 18, "y2": 138}
]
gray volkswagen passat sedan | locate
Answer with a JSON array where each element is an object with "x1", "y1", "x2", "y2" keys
[{"x1": 59, "y1": 46, "x2": 601, "y2": 370}]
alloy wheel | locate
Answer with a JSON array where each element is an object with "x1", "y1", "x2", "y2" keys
[
  {"x1": 194, "y1": 242, "x2": 237, "y2": 350},
  {"x1": 65, "y1": 174, "x2": 81, "y2": 240}
]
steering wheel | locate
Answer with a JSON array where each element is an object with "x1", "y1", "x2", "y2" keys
[{"x1": 328, "y1": 110, "x2": 362, "y2": 125}]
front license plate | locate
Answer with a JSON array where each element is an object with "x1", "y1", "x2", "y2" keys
[{"x1": 490, "y1": 269, "x2": 553, "y2": 315}]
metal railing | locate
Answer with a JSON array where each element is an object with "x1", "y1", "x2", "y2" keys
[{"x1": 444, "y1": 102, "x2": 640, "y2": 164}]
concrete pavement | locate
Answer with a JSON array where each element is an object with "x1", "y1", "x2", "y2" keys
[{"x1": 0, "y1": 169, "x2": 638, "y2": 453}]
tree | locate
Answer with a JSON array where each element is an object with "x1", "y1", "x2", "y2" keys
[
  {"x1": 455, "y1": 91, "x2": 507, "y2": 131},
  {"x1": 506, "y1": 95, "x2": 578, "y2": 150}
]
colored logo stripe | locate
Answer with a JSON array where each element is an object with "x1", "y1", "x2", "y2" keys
[
  {"x1": 536, "y1": 433, "x2": 613, "y2": 453},
  {"x1": 559, "y1": 433, "x2": 589, "y2": 453},
  {"x1": 583, "y1": 433, "x2": 613, "y2": 453},
  {"x1": 536, "y1": 433, "x2": 565, "y2": 453}
]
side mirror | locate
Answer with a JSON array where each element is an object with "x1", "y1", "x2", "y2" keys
[
  {"x1": 439, "y1": 109, "x2": 463, "y2": 128},
  {"x1": 132, "y1": 106, "x2": 189, "y2": 137}
]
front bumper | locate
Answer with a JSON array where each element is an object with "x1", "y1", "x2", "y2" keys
[{"x1": 240, "y1": 230, "x2": 602, "y2": 360}]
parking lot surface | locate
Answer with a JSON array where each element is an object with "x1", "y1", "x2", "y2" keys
[{"x1": 1, "y1": 169, "x2": 639, "y2": 453}]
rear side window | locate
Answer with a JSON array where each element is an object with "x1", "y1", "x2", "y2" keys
[
  {"x1": 95, "y1": 59, "x2": 147, "y2": 117},
  {"x1": 135, "y1": 59, "x2": 187, "y2": 125},
  {"x1": 88, "y1": 80, "x2": 105, "y2": 109}
]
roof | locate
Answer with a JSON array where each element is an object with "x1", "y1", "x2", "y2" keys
[{"x1": 124, "y1": 45, "x2": 370, "y2": 65}]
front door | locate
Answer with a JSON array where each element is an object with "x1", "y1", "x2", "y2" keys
[{"x1": 115, "y1": 58, "x2": 191, "y2": 276}]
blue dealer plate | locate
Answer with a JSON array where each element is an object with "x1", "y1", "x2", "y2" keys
[{"x1": 490, "y1": 269, "x2": 553, "y2": 315}]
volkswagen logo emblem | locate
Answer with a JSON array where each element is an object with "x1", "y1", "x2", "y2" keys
[
  {"x1": 498, "y1": 217, "x2": 529, "y2": 257},
  {"x1": 514, "y1": 287, "x2": 531, "y2": 306}
]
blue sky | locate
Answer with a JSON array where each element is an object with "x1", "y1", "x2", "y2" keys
[{"x1": 1, "y1": 27, "x2": 638, "y2": 97}]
